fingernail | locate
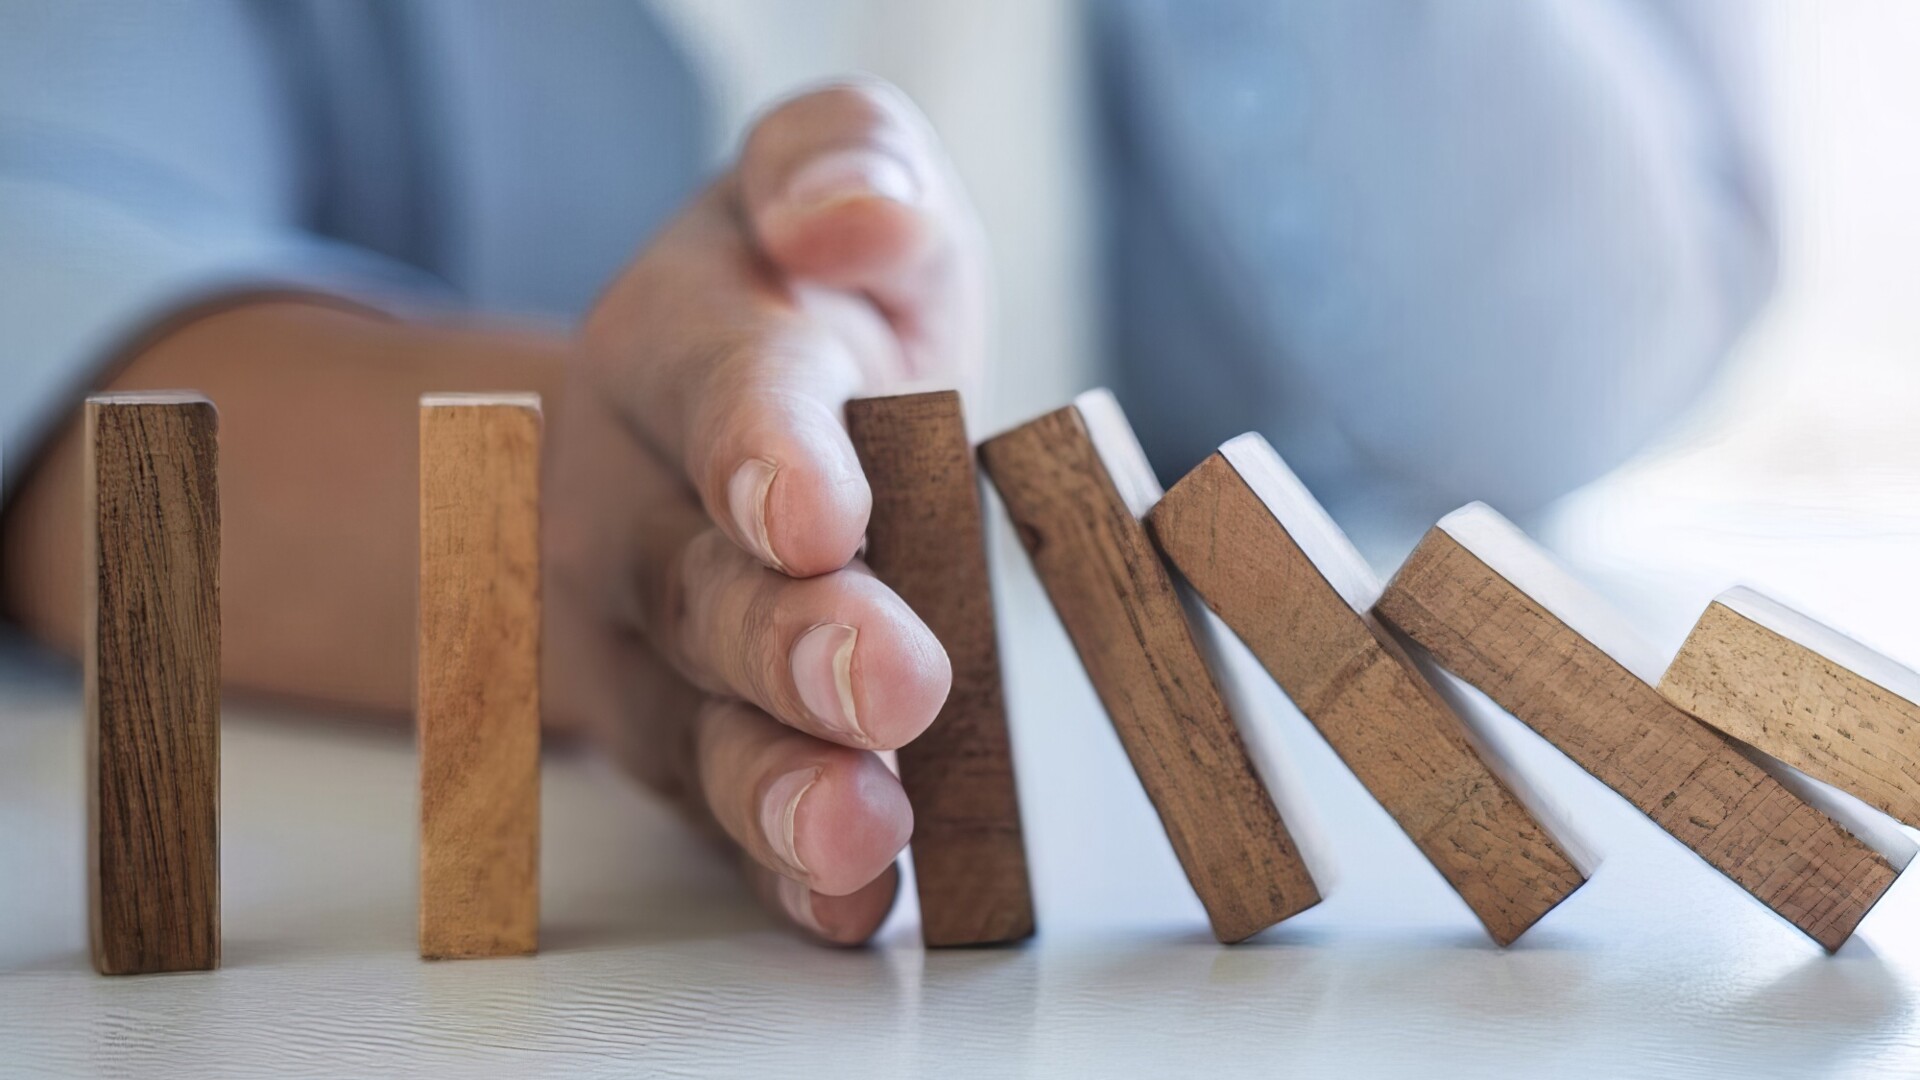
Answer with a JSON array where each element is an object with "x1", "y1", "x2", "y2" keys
[
  {"x1": 761, "y1": 767, "x2": 820, "y2": 878},
  {"x1": 728, "y1": 458, "x2": 788, "y2": 572},
  {"x1": 792, "y1": 622, "x2": 863, "y2": 742},
  {"x1": 777, "y1": 875, "x2": 829, "y2": 938},
  {"x1": 782, "y1": 148, "x2": 920, "y2": 214}
]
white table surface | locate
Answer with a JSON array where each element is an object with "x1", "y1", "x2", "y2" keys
[{"x1": 7, "y1": 470, "x2": 1920, "y2": 1079}]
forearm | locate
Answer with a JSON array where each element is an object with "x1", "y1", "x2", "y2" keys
[{"x1": 0, "y1": 297, "x2": 569, "y2": 714}]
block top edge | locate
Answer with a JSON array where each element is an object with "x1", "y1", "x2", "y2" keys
[
  {"x1": 420, "y1": 392, "x2": 543, "y2": 411},
  {"x1": 1218, "y1": 433, "x2": 1381, "y2": 612},
  {"x1": 1435, "y1": 501, "x2": 1667, "y2": 686},
  {"x1": 1715, "y1": 586, "x2": 1920, "y2": 707},
  {"x1": 87, "y1": 390, "x2": 213, "y2": 407},
  {"x1": 1073, "y1": 388, "x2": 1162, "y2": 518}
]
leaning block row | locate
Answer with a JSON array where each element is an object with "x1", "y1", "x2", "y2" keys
[{"x1": 977, "y1": 388, "x2": 1920, "y2": 953}]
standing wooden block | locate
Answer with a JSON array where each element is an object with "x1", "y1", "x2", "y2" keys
[
  {"x1": 86, "y1": 393, "x2": 222, "y2": 975},
  {"x1": 1149, "y1": 437, "x2": 1585, "y2": 944},
  {"x1": 846, "y1": 391, "x2": 1035, "y2": 947},
  {"x1": 978, "y1": 390, "x2": 1319, "y2": 943},
  {"x1": 419, "y1": 394, "x2": 542, "y2": 959},
  {"x1": 1661, "y1": 587, "x2": 1920, "y2": 830},
  {"x1": 1374, "y1": 503, "x2": 1903, "y2": 951}
]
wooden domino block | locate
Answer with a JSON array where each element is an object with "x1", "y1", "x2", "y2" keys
[
  {"x1": 979, "y1": 390, "x2": 1319, "y2": 943},
  {"x1": 1374, "y1": 503, "x2": 1902, "y2": 951},
  {"x1": 418, "y1": 394, "x2": 542, "y2": 959},
  {"x1": 1661, "y1": 587, "x2": 1920, "y2": 830},
  {"x1": 86, "y1": 392, "x2": 222, "y2": 975},
  {"x1": 846, "y1": 391, "x2": 1036, "y2": 947},
  {"x1": 1149, "y1": 437, "x2": 1585, "y2": 944}
]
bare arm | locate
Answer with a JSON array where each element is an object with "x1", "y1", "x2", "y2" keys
[{"x1": 3, "y1": 299, "x2": 568, "y2": 715}]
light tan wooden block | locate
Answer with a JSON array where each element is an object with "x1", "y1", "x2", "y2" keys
[
  {"x1": 86, "y1": 392, "x2": 222, "y2": 975},
  {"x1": 1149, "y1": 437, "x2": 1585, "y2": 944},
  {"x1": 978, "y1": 390, "x2": 1319, "y2": 943},
  {"x1": 1661, "y1": 587, "x2": 1920, "y2": 830},
  {"x1": 418, "y1": 394, "x2": 542, "y2": 959},
  {"x1": 846, "y1": 390, "x2": 1035, "y2": 947},
  {"x1": 1375, "y1": 503, "x2": 1903, "y2": 951}
]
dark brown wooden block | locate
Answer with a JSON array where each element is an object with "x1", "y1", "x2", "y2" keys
[
  {"x1": 1375, "y1": 503, "x2": 1904, "y2": 951},
  {"x1": 86, "y1": 392, "x2": 221, "y2": 975},
  {"x1": 1149, "y1": 437, "x2": 1585, "y2": 944},
  {"x1": 978, "y1": 390, "x2": 1319, "y2": 943},
  {"x1": 419, "y1": 394, "x2": 542, "y2": 959},
  {"x1": 847, "y1": 390, "x2": 1035, "y2": 947}
]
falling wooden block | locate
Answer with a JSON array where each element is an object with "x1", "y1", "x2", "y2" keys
[
  {"x1": 1375, "y1": 503, "x2": 1907, "y2": 951},
  {"x1": 1149, "y1": 437, "x2": 1586, "y2": 944},
  {"x1": 85, "y1": 392, "x2": 222, "y2": 975},
  {"x1": 979, "y1": 390, "x2": 1319, "y2": 943},
  {"x1": 846, "y1": 390, "x2": 1036, "y2": 947},
  {"x1": 418, "y1": 394, "x2": 542, "y2": 959},
  {"x1": 1661, "y1": 587, "x2": 1920, "y2": 830}
]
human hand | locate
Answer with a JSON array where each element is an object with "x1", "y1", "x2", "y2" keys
[{"x1": 545, "y1": 79, "x2": 988, "y2": 944}]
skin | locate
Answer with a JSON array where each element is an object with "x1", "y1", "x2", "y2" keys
[{"x1": 0, "y1": 79, "x2": 986, "y2": 946}]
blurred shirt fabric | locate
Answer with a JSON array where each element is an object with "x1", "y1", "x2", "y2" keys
[{"x1": 0, "y1": 0, "x2": 1769, "y2": 542}]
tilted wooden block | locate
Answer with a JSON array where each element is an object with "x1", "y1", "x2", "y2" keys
[
  {"x1": 86, "y1": 392, "x2": 222, "y2": 975},
  {"x1": 1149, "y1": 437, "x2": 1586, "y2": 944},
  {"x1": 1661, "y1": 587, "x2": 1920, "y2": 830},
  {"x1": 1375, "y1": 503, "x2": 1907, "y2": 951},
  {"x1": 846, "y1": 390, "x2": 1036, "y2": 947},
  {"x1": 979, "y1": 390, "x2": 1319, "y2": 942},
  {"x1": 418, "y1": 394, "x2": 542, "y2": 959}
]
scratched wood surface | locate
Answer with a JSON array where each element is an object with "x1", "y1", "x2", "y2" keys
[
  {"x1": 846, "y1": 390, "x2": 1035, "y2": 947},
  {"x1": 418, "y1": 395, "x2": 542, "y2": 959},
  {"x1": 1375, "y1": 505, "x2": 1899, "y2": 952},
  {"x1": 84, "y1": 392, "x2": 222, "y2": 975},
  {"x1": 978, "y1": 392, "x2": 1318, "y2": 943},
  {"x1": 1661, "y1": 587, "x2": 1920, "y2": 830},
  {"x1": 1150, "y1": 440, "x2": 1585, "y2": 945}
]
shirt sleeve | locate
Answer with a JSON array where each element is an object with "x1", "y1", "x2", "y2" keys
[
  {"x1": 0, "y1": 0, "x2": 442, "y2": 495},
  {"x1": 1095, "y1": 0, "x2": 1775, "y2": 540}
]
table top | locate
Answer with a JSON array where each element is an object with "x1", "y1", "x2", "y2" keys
[{"x1": 7, "y1": 470, "x2": 1920, "y2": 1079}]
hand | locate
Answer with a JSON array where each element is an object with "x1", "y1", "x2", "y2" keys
[{"x1": 545, "y1": 79, "x2": 988, "y2": 944}]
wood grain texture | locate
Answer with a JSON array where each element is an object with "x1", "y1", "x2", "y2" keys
[
  {"x1": 1149, "y1": 442, "x2": 1584, "y2": 945},
  {"x1": 1375, "y1": 506, "x2": 1898, "y2": 952},
  {"x1": 418, "y1": 395, "x2": 542, "y2": 959},
  {"x1": 85, "y1": 392, "x2": 221, "y2": 975},
  {"x1": 1661, "y1": 587, "x2": 1920, "y2": 830},
  {"x1": 846, "y1": 391, "x2": 1035, "y2": 947},
  {"x1": 978, "y1": 392, "x2": 1318, "y2": 942}
]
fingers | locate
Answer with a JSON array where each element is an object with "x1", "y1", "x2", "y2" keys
[
  {"x1": 581, "y1": 182, "x2": 879, "y2": 578},
  {"x1": 697, "y1": 699, "x2": 912, "y2": 899},
  {"x1": 655, "y1": 528, "x2": 949, "y2": 750},
  {"x1": 737, "y1": 79, "x2": 988, "y2": 383},
  {"x1": 747, "y1": 860, "x2": 900, "y2": 945},
  {"x1": 580, "y1": 79, "x2": 985, "y2": 579}
]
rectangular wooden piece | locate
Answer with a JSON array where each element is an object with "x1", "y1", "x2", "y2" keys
[
  {"x1": 978, "y1": 390, "x2": 1319, "y2": 942},
  {"x1": 1149, "y1": 438, "x2": 1585, "y2": 944},
  {"x1": 1661, "y1": 587, "x2": 1920, "y2": 830},
  {"x1": 86, "y1": 392, "x2": 222, "y2": 975},
  {"x1": 1374, "y1": 503, "x2": 1898, "y2": 951},
  {"x1": 846, "y1": 391, "x2": 1035, "y2": 947},
  {"x1": 419, "y1": 394, "x2": 543, "y2": 959}
]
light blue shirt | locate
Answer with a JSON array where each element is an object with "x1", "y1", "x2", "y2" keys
[{"x1": 0, "y1": 0, "x2": 1768, "y2": 537}]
